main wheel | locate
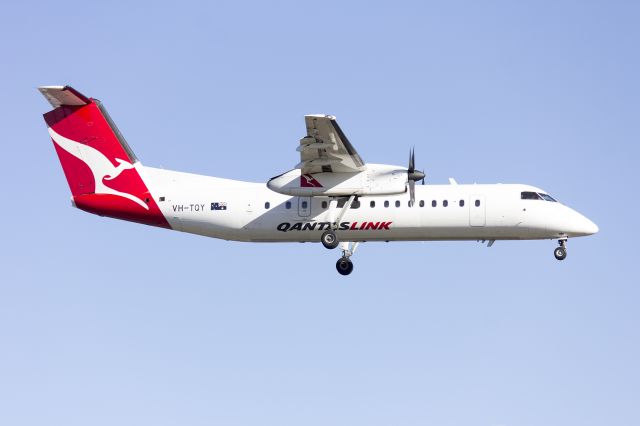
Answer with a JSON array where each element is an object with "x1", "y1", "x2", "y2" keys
[
  {"x1": 554, "y1": 246, "x2": 567, "y2": 261},
  {"x1": 321, "y1": 230, "x2": 339, "y2": 249},
  {"x1": 336, "y1": 257, "x2": 354, "y2": 275}
]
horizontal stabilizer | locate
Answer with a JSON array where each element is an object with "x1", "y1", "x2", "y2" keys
[{"x1": 38, "y1": 85, "x2": 90, "y2": 108}]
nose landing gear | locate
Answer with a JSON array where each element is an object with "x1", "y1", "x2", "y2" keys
[{"x1": 554, "y1": 238, "x2": 567, "y2": 261}]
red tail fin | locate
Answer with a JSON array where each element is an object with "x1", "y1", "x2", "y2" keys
[{"x1": 40, "y1": 86, "x2": 169, "y2": 228}]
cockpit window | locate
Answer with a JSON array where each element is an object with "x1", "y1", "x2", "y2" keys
[
  {"x1": 521, "y1": 191, "x2": 558, "y2": 202},
  {"x1": 521, "y1": 191, "x2": 542, "y2": 200}
]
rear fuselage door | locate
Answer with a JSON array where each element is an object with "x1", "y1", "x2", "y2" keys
[{"x1": 470, "y1": 195, "x2": 486, "y2": 226}]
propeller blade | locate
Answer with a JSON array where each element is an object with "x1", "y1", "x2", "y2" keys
[
  {"x1": 407, "y1": 147, "x2": 425, "y2": 184},
  {"x1": 408, "y1": 179, "x2": 415, "y2": 207},
  {"x1": 412, "y1": 148, "x2": 415, "y2": 169},
  {"x1": 408, "y1": 147, "x2": 415, "y2": 172}
]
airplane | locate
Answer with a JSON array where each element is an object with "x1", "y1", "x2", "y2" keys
[{"x1": 39, "y1": 85, "x2": 598, "y2": 275}]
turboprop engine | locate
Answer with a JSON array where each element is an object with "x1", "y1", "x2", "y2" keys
[{"x1": 267, "y1": 163, "x2": 413, "y2": 197}]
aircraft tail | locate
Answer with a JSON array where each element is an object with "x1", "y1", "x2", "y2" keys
[{"x1": 40, "y1": 86, "x2": 170, "y2": 228}]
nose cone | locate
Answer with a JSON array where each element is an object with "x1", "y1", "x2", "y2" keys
[
  {"x1": 546, "y1": 206, "x2": 598, "y2": 237},
  {"x1": 568, "y1": 210, "x2": 599, "y2": 237},
  {"x1": 581, "y1": 217, "x2": 599, "y2": 235}
]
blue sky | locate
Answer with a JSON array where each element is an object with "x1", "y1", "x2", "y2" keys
[{"x1": 1, "y1": 1, "x2": 638, "y2": 425}]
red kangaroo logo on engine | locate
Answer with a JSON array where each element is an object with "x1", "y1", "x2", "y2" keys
[{"x1": 300, "y1": 174, "x2": 323, "y2": 188}]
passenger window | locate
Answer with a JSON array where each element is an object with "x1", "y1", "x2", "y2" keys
[
  {"x1": 521, "y1": 191, "x2": 542, "y2": 200},
  {"x1": 432, "y1": 200, "x2": 437, "y2": 207},
  {"x1": 395, "y1": 200, "x2": 400, "y2": 208},
  {"x1": 419, "y1": 200, "x2": 425, "y2": 207},
  {"x1": 460, "y1": 199, "x2": 464, "y2": 207},
  {"x1": 321, "y1": 201, "x2": 328, "y2": 209},
  {"x1": 285, "y1": 201, "x2": 291, "y2": 209},
  {"x1": 443, "y1": 200, "x2": 448, "y2": 207},
  {"x1": 301, "y1": 200, "x2": 308, "y2": 209},
  {"x1": 475, "y1": 199, "x2": 480, "y2": 207},
  {"x1": 265, "y1": 202, "x2": 270, "y2": 209},
  {"x1": 384, "y1": 200, "x2": 389, "y2": 208},
  {"x1": 370, "y1": 200, "x2": 375, "y2": 208},
  {"x1": 352, "y1": 199, "x2": 360, "y2": 209}
]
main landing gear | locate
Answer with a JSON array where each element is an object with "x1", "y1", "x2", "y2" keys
[
  {"x1": 317, "y1": 195, "x2": 360, "y2": 275},
  {"x1": 320, "y1": 195, "x2": 357, "y2": 250},
  {"x1": 336, "y1": 257, "x2": 354, "y2": 275},
  {"x1": 335, "y1": 241, "x2": 359, "y2": 276},
  {"x1": 554, "y1": 238, "x2": 568, "y2": 261},
  {"x1": 321, "y1": 230, "x2": 339, "y2": 249}
]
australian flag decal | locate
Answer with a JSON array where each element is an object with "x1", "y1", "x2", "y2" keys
[{"x1": 211, "y1": 202, "x2": 227, "y2": 211}]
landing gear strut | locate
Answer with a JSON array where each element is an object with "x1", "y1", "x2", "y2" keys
[
  {"x1": 554, "y1": 239, "x2": 567, "y2": 261},
  {"x1": 335, "y1": 241, "x2": 359, "y2": 276},
  {"x1": 320, "y1": 195, "x2": 357, "y2": 250}
]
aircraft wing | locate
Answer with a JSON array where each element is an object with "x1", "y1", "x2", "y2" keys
[{"x1": 297, "y1": 115, "x2": 366, "y2": 174}]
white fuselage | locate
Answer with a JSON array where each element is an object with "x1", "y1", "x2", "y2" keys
[
  {"x1": 138, "y1": 165, "x2": 598, "y2": 243},
  {"x1": 39, "y1": 85, "x2": 597, "y2": 274}
]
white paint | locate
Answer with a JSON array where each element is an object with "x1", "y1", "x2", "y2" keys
[{"x1": 141, "y1": 165, "x2": 598, "y2": 243}]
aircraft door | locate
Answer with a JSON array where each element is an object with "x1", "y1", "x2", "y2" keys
[
  {"x1": 298, "y1": 196, "x2": 311, "y2": 217},
  {"x1": 470, "y1": 195, "x2": 486, "y2": 227}
]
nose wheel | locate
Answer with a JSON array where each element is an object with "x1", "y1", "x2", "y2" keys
[{"x1": 554, "y1": 239, "x2": 567, "y2": 261}]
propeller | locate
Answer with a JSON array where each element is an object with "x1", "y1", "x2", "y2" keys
[{"x1": 407, "y1": 147, "x2": 426, "y2": 207}]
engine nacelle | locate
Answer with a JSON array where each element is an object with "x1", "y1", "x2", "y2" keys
[{"x1": 267, "y1": 164, "x2": 408, "y2": 196}]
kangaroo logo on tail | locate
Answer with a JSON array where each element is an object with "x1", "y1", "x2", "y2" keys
[{"x1": 48, "y1": 127, "x2": 149, "y2": 210}]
